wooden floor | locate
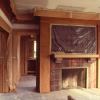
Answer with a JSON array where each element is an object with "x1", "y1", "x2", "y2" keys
[{"x1": 0, "y1": 75, "x2": 100, "y2": 100}]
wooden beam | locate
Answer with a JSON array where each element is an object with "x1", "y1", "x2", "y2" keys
[
  {"x1": 0, "y1": 16, "x2": 12, "y2": 33},
  {"x1": 0, "y1": 9, "x2": 12, "y2": 33},
  {"x1": 52, "y1": 52, "x2": 99, "y2": 58},
  {"x1": 34, "y1": 9, "x2": 100, "y2": 20},
  {"x1": 16, "y1": 13, "x2": 33, "y2": 21},
  {"x1": 10, "y1": 0, "x2": 33, "y2": 21},
  {"x1": 10, "y1": 0, "x2": 17, "y2": 15}
]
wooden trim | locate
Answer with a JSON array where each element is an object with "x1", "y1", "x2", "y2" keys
[
  {"x1": 0, "y1": 16, "x2": 12, "y2": 33},
  {"x1": 34, "y1": 9, "x2": 100, "y2": 20},
  {"x1": 97, "y1": 24, "x2": 100, "y2": 88},
  {"x1": 51, "y1": 52, "x2": 99, "y2": 58}
]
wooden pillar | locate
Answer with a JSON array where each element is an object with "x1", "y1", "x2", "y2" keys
[
  {"x1": 12, "y1": 32, "x2": 21, "y2": 89},
  {"x1": 0, "y1": 29, "x2": 9, "y2": 92},
  {"x1": 7, "y1": 33, "x2": 13, "y2": 91},
  {"x1": 97, "y1": 24, "x2": 100, "y2": 88},
  {"x1": 39, "y1": 19, "x2": 50, "y2": 93}
]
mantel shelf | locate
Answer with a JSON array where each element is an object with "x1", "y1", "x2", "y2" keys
[{"x1": 51, "y1": 52, "x2": 99, "y2": 58}]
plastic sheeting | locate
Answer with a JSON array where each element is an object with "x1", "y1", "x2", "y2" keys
[{"x1": 51, "y1": 25, "x2": 97, "y2": 53}]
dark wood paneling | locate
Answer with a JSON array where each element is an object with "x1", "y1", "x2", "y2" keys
[{"x1": 0, "y1": 28, "x2": 9, "y2": 92}]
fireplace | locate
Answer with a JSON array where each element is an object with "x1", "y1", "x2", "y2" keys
[
  {"x1": 62, "y1": 68, "x2": 87, "y2": 89},
  {"x1": 50, "y1": 24, "x2": 98, "y2": 91},
  {"x1": 50, "y1": 58, "x2": 97, "y2": 91}
]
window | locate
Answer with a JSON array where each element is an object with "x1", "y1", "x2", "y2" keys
[{"x1": 34, "y1": 41, "x2": 37, "y2": 59}]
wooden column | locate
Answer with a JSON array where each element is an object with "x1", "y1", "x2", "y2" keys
[
  {"x1": 7, "y1": 33, "x2": 13, "y2": 91},
  {"x1": 12, "y1": 33, "x2": 19, "y2": 88},
  {"x1": 97, "y1": 24, "x2": 100, "y2": 88},
  {"x1": 0, "y1": 28, "x2": 9, "y2": 92},
  {"x1": 40, "y1": 19, "x2": 50, "y2": 93}
]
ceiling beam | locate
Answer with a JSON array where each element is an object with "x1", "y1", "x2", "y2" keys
[
  {"x1": 10, "y1": 0, "x2": 17, "y2": 15},
  {"x1": 15, "y1": 13, "x2": 33, "y2": 21},
  {"x1": 10, "y1": 0, "x2": 33, "y2": 21},
  {"x1": 0, "y1": 9, "x2": 38, "y2": 33},
  {"x1": 34, "y1": 9, "x2": 100, "y2": 20},
  {"x1": 0, "y1": 9, "x2": 12, "y2": 33}
]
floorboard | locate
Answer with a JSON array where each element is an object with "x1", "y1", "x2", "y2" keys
[{"x1": 0, "y1": 75, "x2": 100, "y2": 100}]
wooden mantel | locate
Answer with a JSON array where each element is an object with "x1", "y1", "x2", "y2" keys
[{"x1": 51, "y1": 52, "x2": 99, "y2": 58}]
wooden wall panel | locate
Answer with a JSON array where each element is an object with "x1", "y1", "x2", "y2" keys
[
  {"x1": 0, "y1": 29, "x2": 9, "y2": 92},
  {"x1": 0, "y1": 32, "x2": 3, "y2": 92},
  {"x1": 97, "y1": 24, "x2": 100, "y2": 88},
  {"x1": 20, "y1": 36, "x2": 26, "y2": 75},
  {"x1": 88, "y1": 60, "x2": 97, "y2": 88},
  {"x1": 39, "y1": 17, "x2": 98, "y2": 92},
  {"x1": 40, "y1": 21, "x2": 50, "y2": 93}
]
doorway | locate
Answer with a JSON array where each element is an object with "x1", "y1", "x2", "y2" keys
[{"x1": 19, "y1": 35, "x2": 37, "y2": 92}]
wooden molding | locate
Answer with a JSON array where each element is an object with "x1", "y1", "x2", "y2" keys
[
  {"x1": 34, "y1": 9, "x2": 100, "y2": 20},
  {"x1": 51, "y1": 52, "x2": 99, "y2": 58}
]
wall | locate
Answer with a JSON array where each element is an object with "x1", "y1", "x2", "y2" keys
[
  {"x1": 39, "y1": 17, "x2": 99, "y2": 93},
  {"x1": 7, "y1": 30, "x2": 36, "y2": 91},
  {"x1": 0, "y1": 28, "x2": 9, "y2": 92}
]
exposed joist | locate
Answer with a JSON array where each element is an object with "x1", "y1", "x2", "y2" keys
[
  {"x1": 10, "y1": 0, "x2": 33, "y2": 21},
  {"x1": 0, "y1": 9, "x2": 38, "y2": 33},
  {"x1": 10, "y1": 0, "x2": 18, "y2": 15},
  {"x1": 13, "y1": 23, "x2": 39, "y2": 30},
  {"x1": 0, "y1": 9, "x2": 12, "y2": 33},
  {"x1": 34, "y1": 9, "x2": 100, "y2": 20},
  {"x1": 15, "y1": 13, "x2": 33, "y2": 21}
]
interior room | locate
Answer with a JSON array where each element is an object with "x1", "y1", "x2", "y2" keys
[{"x1": 1, "y1": 0, "x2": 100, "y2": 100}]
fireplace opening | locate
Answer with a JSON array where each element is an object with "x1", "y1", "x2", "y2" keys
[{"x1": 62, "y1": 68, "x2": 87, "y2": 89}]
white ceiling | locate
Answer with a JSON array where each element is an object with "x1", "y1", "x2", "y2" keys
[{"x1": 14, "y1": 0, "x2": 100, "y2": 14}]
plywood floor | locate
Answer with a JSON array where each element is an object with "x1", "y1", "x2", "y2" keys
[{"x1": 0, "y1": 75, "x2": 100, "y2": 100}]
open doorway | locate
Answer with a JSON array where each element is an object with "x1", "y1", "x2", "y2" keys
[{"x1": 19, "y1": 35, "x2": 37, "y2": 92}]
